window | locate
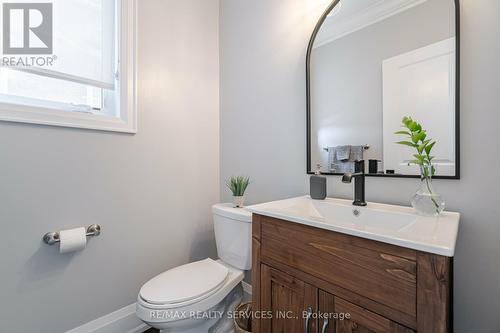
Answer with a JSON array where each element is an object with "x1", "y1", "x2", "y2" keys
[{"x1": 0, "y1": 0, "x2": 137, "y2": 133}]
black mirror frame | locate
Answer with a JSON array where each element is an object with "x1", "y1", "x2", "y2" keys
[{"x1": 306, "y1": 0, "x2": 461, "y2": 179}]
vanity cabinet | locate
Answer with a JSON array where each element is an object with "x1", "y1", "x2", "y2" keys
[{"x1": 252, "y1": 214, "x2": 452, "y2": 333}]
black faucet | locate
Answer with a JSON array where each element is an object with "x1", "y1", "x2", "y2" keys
[{"x1": 342, "y1": 160, "x2": 367, "y2": 207}]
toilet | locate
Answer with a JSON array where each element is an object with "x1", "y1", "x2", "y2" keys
[{"x1": 136, "y1": 204, "x2": 252, "y2": 333}]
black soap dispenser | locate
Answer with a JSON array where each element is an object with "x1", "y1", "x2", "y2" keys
[{"x1": 310, "y1": 164, "x2": 327, "y2": 200}]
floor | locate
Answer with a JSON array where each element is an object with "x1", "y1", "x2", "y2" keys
[{"x1": 144, "y1": 329, "x2": 159, "y2": 333}]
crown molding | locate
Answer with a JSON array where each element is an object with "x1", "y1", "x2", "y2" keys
[{"x1": 314, "y1": 0, "x2": 428, "y2": 48}]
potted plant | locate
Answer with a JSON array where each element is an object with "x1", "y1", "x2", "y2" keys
[
  {"x1": 226, "y1": 176, "x2": 250, "y2": 208},
  {"x1": 395, "y1": 117, "x2": 445, "y2": 216}
]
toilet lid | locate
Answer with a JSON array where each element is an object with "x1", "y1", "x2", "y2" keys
[
  {"x1": 212, "y1": 203, "x2": 252, "y2": 223},
  {"x1": 139, "y1": 258, "x2": 229, "y2": 305}
]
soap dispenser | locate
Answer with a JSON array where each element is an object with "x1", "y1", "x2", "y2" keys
[{"x1": 310, "y1": 164, "x2": 327, "y2": 200}]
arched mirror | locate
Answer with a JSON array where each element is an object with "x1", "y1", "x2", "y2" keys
[{"x1": 306, "y1": 0, "x2": 460, "y2": 178}]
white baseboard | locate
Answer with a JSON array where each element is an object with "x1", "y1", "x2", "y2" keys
[
  {"x1": 66, "y1": 303, "x2": 149, "y2": 333},
  {"x1": 242, "y1": 281, "x2": 252, "y2": 296}
]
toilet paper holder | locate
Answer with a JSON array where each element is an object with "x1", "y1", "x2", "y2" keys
[{"x1": 43, "y1": 224, "x2": 102, "y2": 245}]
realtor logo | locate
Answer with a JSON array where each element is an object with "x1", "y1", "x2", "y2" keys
[{"x1": 2, "y1": 3, "x2": 53, "y2": 54}]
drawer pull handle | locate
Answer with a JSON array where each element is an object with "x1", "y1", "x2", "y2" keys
[
  {"x1": 304, "y1": 306, "x2": 313, "y2": 333},
  {"x1": 321, "y1": 318, "x2": 329, "y2": 333}
]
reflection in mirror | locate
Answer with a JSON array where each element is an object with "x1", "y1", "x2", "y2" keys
[{"x1": 308, "y1": 0, "x2": 459, "y2": 178}]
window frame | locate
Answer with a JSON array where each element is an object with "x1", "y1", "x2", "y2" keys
[{"x1": 0, "y1": 0, "x2": 137, "y2": 134}]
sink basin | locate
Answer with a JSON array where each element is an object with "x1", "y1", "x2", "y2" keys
[{"x1": 246, "y1": 196, "x2": 460, "y2": 256}]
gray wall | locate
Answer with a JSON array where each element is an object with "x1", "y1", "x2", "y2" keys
[
  {"x1": 219, "y1": 0, "x2": 313, "y2": 205},
  {"x1": 220, "y1": 0, "x2": 500, "y2": 332},
  {"x1": 0, "y1": 0, "x2": 220, "y2": 332},
  {"x1": 311, "y1": 0, "x2": 454, "y2": 170}
]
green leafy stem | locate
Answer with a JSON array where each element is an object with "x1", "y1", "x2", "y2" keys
[{"x1": 395, "y1": 117, "x2": 440, "y2": 211}]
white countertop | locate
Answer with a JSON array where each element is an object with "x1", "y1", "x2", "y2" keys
[{"x1": 246, "y1": 196, "x2": 460, "y2": 257}]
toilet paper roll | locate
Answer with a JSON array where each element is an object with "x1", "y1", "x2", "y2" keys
[{"x1": 59, "y1": 227, "x2": 87, "y2": 254}]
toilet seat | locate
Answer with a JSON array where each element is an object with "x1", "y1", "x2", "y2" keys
[
  {"x1": 136, "y1": 260, "x2": 244, "y2": 325},
  {"x1": 139, "y1": 258, "x2": 229, "y2": 307}
]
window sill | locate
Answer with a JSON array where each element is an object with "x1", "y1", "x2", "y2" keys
[{"x1": 0, "y1": 102, "x2": 137, "y2": 133}]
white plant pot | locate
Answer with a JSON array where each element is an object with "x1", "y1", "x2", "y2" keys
[{"x1": 233, "y1": 196, "x2": 245, "y2": 208}]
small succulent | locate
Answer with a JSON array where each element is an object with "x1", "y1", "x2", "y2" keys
[
  {"x1": 395, "y1": 116, "x2": 436, "y2": 177},
  {"x1": 226, "y1": 176, "x2": 250, "y2": 197}
]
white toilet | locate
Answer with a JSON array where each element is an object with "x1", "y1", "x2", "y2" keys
[{"x1": 136, "y1": 204, "x2": 252, "y2": 333}]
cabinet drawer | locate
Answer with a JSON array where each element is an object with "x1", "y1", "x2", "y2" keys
[{"x1": 260, "y1": 216, "x2": 417, "y2": 318}]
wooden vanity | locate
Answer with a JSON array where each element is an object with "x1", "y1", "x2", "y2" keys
[{"x1": 251, "y1": 214, "x2": 453, "y2": 333}]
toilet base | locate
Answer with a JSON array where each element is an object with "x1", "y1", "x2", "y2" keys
[{"x1": 157, "y1": 284, "x2": 243, "y2": 333}]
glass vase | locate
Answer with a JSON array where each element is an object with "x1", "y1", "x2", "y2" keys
[{"x1": 411, "y1": 164, "x2": 445, "y2": 216}]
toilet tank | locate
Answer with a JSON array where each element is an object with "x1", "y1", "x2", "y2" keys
[{"x1": 212, "y1": 204, "x2": 252, "y2": 270}]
